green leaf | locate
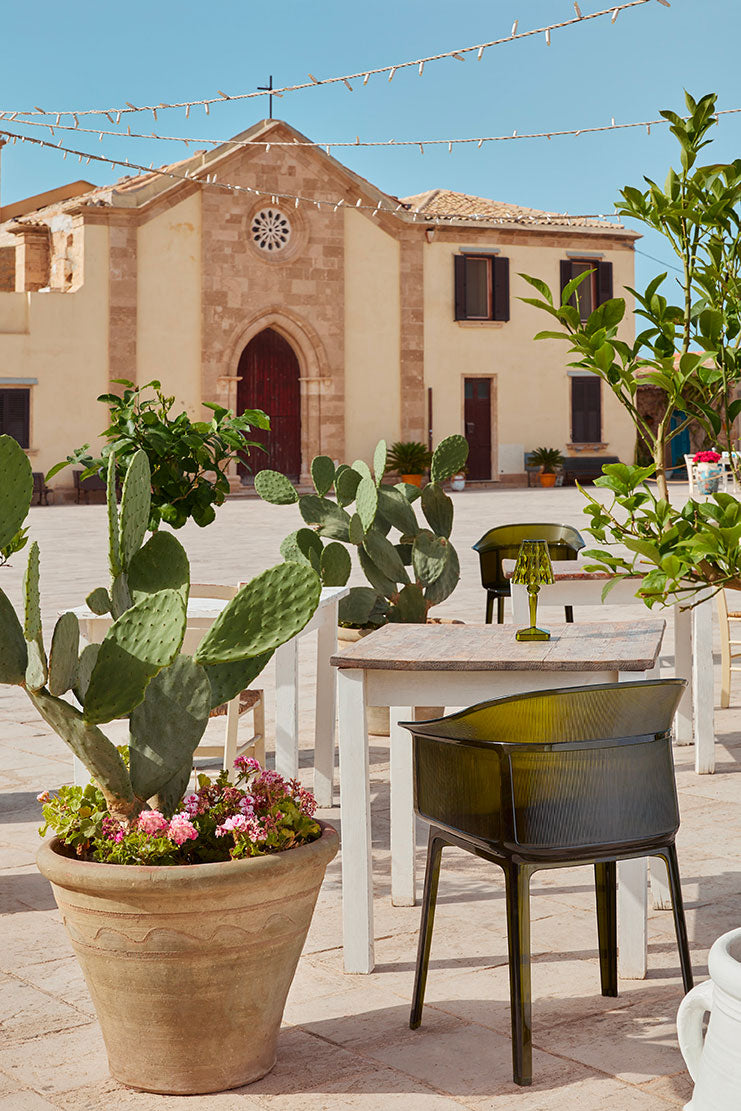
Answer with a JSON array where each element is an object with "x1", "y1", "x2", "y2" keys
[{"x1": 119, "y1": 451, "x2": 151, "y2": 568}]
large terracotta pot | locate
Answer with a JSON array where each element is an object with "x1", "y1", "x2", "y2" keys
[
  {"x1": 538, "y1": 472, "x2": 557, "y2": 488},
  {"x1": 37, "y1": 822, "x2": 339, "y2": 1095},
  {"x1": 401, "y1": 473, "x2": 423, "y2": 487}
]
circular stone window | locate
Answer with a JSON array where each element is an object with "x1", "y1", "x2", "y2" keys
[{"x1": 250, "y1": 208, "x2": 291, "y2": 253}]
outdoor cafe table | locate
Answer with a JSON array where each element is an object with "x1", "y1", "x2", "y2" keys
[
  {"x1": 505, "y1": 560, "x2": 715, "y2": 775},
  {"x1": 331, "y1": 619, "x2": 666, "y2": 976},
  {"x1": 70, "y1": 584, "x2": 349, "y2": 807}
]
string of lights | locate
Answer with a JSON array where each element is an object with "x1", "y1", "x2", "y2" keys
[
  {"x1": 0, "y1": 0, "x2": 667, "y2": 123},
  {"x1": 0, "y1": 126, "x2": 624, "y2": 226}
]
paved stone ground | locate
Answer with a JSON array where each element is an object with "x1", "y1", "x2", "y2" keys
[{"x1": 1, "y1": 484, "x2": 739, "y2": 1110}]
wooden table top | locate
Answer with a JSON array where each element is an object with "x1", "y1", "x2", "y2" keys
[{"x1": 331, "y1": 619, "x2": 665, "y2": 673}]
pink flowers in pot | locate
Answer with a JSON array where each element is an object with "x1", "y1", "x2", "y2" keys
[{"x1": 693, "y1": 451, "x2": 722, "y2": 463}]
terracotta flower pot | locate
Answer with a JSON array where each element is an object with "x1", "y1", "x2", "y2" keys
[
  {"x1": 37, "y1": 823, "x2": 339, "y2": 1095},
  {"x1": 401, "y1": 473, "x2": 423, "y2": 487},
  {"x1": 539, "y1": 472, "x2": 557, "y2": 488}
]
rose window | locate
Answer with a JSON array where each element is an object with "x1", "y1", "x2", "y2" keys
[{"x1": 250, "y1": 209, "x2": 291, "y2": 252}]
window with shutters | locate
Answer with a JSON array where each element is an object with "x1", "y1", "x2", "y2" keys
[
  {"x1": 454, "y1": 254, "x2": 510, "y2": 322},
  {"x1": 560, "y1": 259, "x2": 613, "y2": 322},
  {"x1": 571, "y1": 375, "x2": 601, "y2": 444},
  {"x1": 0, "y1": 389, "x2": 30, "y2": 448}
]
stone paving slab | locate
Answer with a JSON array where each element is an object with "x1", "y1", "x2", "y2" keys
[{"x1": 0, "y1": 486, "x2": 738, "y2": 1109}]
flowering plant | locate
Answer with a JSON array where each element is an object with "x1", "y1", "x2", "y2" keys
[
  {"x1": 38, "y1": 757, "x2": 320, "y2": 867},
  {"x1": 693, "y1": 450, "x2": 722, "y2": 464}
]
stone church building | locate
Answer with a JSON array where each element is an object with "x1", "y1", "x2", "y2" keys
[{"x1": 0, "y1": 118, "x2": 638, "y2": 490}]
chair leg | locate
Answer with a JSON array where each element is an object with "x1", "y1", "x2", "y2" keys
[
  {"x1": 504, "y1": 863, "x2": 533, "y2": 1087},
  {"x1": 658, "y1": 845, "x2": 694, "y2": 993},
  {"x1": 223, "y1": 696, "x2": 240, "y2": 778},
  {"x1": 252, "y1": 694, "x2": 266, "y2": 767},
  {"x1": 497, "y1": 595, "x2": 505, "y2": 624},
  {"x1": 594, "y1": 862, "x2": 618, "y2": 997},
  {"x1": 485, "y1": 592, "x2": 494, "y2": 624},
  {"x1": 565, "y1": 605, "x2": 574, "y2": 623},
  {"x1": 410, "y1": 833, "x2": 445, "y2": 1030}
]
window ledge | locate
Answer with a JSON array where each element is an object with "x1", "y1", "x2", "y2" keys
[
  {"x1": 22, "y1": 447, "x2": 39, "y2": 456},
  {"x1": 456, "y1": 320, "x2": 506, "y2": 329},
  {"x1": 567, "y1": 443, "x2": 609, "y2": 452}
]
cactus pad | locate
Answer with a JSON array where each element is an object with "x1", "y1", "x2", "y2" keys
[
  {"x1": 421, "y1": 483, "x2": 454, "y2": 538},
  {"x1": 430, "y1": 434, "x2": 469, "y2": 484},
  {"x1": 202, "y1": 651, "x2": 274, "y2": 709},
  {"x1": 424, "y1": 543, "x2": 460, "y2": 606},
  {"x1": 129, "y1": 655, "x2": 212, "y2": 802},
  {"x1": 358, "y1": 547, "x2": 398, "y2": 598},
  {"x1": 363, "y1": 529, "x2": 410, "y2": 586},
  {"x1": 0, "y1": 436, "x2": 33, "y2": 553},
  {"x1": 412, "y1": 530, "x2": 449, "y2": 585},
  {"x1": 373, "y1": 440, "x2": 387, "y2": 486},
  {"x1": 194, "y1": 562, "x2": 320, "y2": 664},
  {"x1": 254, "y1": 469, "x2": 299, "y2": 505},
  {"x1": 335, "y1": 467, "x2": 362, "y2": 507},
  {"x1": 348, "y1": 513, "x2": 365, "y2": 545},
  {"x1": 86, "y1": 587, "x2": 111, "y2": 616},
  {"x1": 311, "y1": 455, "x2": 336, "y2": 497},
  {"x1": 111, "y1": 572, "x2": 133, "y2": 619},
  {"x1": 388, "y1": 583, "x2": 427, "y2": 623},
  {"x1": 377, "y1": 487, "x2": 419, "y2": 537},
  {"x1": 107, "y1": 453, "x2": 122, "y2": 578},
  {"x1": 119, "y1": 451, "x2": 151, "y2": 568},
  {"x1": 320, "y1": 542, "x2": 352, "y2": 586},
  {"x1": 127, "y1": 531, "x2": 189, "y2": 604},
  {"x1": 48, "y1": 613, "x2": 80, "y2": 697},
  {"x1": 338, "y1": 587, "x2": 381, "y2": 627},
  {"x1": 356, "y1": 476, "x2": 379, "y2": 533},
  {"x1": 352, "y1": 459, "x2": 373, "y2": 483},
  {"x1": 280, "y1": 528, "x2": 323, "y2": 572},
  {"x1": 23, "y1": 542, "x2": 42, "y2": 643},
  {"x1": 299, "y1": 496, "x2": 350, "y2": 541},
  {"x1": 73, "y1": 643, "x2": 100, "y2": 705},
  {"x1": 0, "y1": 588, "x2": 27, "y2": 685},
  {"x1": 83, "y1": 589, "x2": 187, "y2": 723},
  {"x1": 395, "y1": 481, "x2": 422, "y2": 504}
]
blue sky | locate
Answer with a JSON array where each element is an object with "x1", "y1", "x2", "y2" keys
[{"x1": 2, "y1": 0, "x2": 739, "y2": 288}]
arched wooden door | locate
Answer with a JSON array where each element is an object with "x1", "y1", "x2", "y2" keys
[{"x1": 237, "y1": 328, "x2": 301, "y2": 479}]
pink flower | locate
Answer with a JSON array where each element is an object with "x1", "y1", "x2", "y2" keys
[
  {"x1": 215, "y1": 814, "x2": 251, "y2": 837},
  {"x1": 234, "y1": 756, "x2": 261, "y2": 773},
  {"x1": 183, "y1": 794, "x2": 200, "y2": 817},
  {"x1": 138, "y1": 810, "x2": 169, "y2": 836},
  {"x1": 694, "y1": 450, "x2": 721, "y2": 463},
  {"x1": 36, "y1": 790, "x2": 51, "y2": 803},
  {"x1": 167, "y1": 813, "x2": 198, "y2": 846}
]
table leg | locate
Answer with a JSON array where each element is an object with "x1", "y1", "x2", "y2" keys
[
  {"x1": 673, "y1": 604, "x2": 693, "y2": 746},
  {"x1": 390, "y1": 706, "x2": 416, "y2": 907},
  {"x1": 274, "y1": 638, "x2": 299, "y2": 781},
  {"x1": 313, "y1": 602, "x2": 338, "y2": 808},
  {"x1": 337, "y1": 669, "x2": 374, "y2": 974},
  {"x1": 618, "y1": 856, "x2": 648, "y2": 979},
  {"x1": 692, "y1": 597, "x2": 716, "y2": 774}
]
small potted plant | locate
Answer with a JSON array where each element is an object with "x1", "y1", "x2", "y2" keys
[
  {"x1": 385, "y1": 440, "x2": 432, "y2": 487},
  {"x1": 529, "y1": 446, "x2": 565, "y2": 488},
  {"x1": 694, "y1": 449, "x2": 723, "y2": 494},
  {"x1": 0, "y1": 435, "x2": 337, "y2": 1095}
]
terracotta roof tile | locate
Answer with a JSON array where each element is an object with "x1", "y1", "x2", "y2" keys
[{"x1": 400, "y1": 188, "x2": 624, "y2": 229}]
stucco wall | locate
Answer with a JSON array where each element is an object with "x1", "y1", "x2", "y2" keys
[
  {"x1": 0, "y1": 224, "x2": 109, "y2": 485},
  {"x1": 343, "y1": 209, "x2": 401, "y2": 462},
  {"x1": 137, "y1": 192, "x2": 202, "y2": 415},
  {"x1": 423, "y1": 237, "x2": 636, "y2": 475}
]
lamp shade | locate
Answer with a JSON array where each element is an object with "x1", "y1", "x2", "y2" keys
[{"x1": 511, "y1": 539, "x2": 555, "y2": 587}]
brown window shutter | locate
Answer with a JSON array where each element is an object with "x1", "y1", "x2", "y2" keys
[
  {"x1": 597, "y1": 261, "x2": 613, "y2": 306},
  {"x1": 492, "y1": 256, "x2": 510, "y2": 321},
  {"x1": 571, "y1": 376, "x2": 601, "y2": 443},
  {"x1": 454, "y1": 255, "x2": 467, "y2": 320},
  {"x1": 560, "y1": 259, "x2": 575, "y2": 306},
  {"x1": 0, "y1": 389, "x2": 30, "y2": 449}
]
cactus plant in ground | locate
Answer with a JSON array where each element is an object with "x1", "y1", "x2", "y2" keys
[
  {"x1": 0, "y1": 435, "x2": 321, "y2": 825},
  {"x1": 255, "y1": 436, "x2": 469, "y2": 628}
]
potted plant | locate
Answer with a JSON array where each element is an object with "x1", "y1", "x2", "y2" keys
[
  {"x1": 385, "y1": 440, "x2": 432, "y2": 487},
  {"x1": 694, "y1": 450, "x2": 723, "y2": 494},
  {"x1": 254, "y1": 436, "x2": 468, "y2": 733},
  {"x1": 47, "y1": 378, "x2": 270, "y2": 530},
  {"x1": 529, "y1": 446, "x2": 564, "y2": 487},
  {"x1": 0, "y1": 434, "x2": 337, "y2": 1095}
]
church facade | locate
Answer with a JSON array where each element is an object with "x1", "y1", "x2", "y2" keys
[{"x1": 0, "y1": 118, "x2": 638, "y2": 491}]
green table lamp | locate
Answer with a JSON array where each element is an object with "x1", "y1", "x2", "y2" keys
[{"x1": 511, "y1": 539, "x2": 555, "y2": 642}]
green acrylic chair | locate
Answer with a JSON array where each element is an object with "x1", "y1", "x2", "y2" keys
[
  {"x1": 473, "y1": 523, "x2": 585, "y2": 624},
  {"x1": 403, "y1": 679, "x2": 693, "y2": 1087}
]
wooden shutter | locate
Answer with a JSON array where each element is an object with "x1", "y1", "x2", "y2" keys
[
  {"x1": 597, "y1": 261, "x2": 613, "y2": 306},
  {"x1": 492, "y1": 256, "x2": 510, "y2": 321},
  {"x1": 0, "y1": 389, "x2": 30, "y2": 448},
  {"x1": 560, "y1": 259, "x2": 575, "y2": 306},
  {"x1": 571, "y1": 376, "x2": 601, "y2": 443},
  {"x1": 454, "y1": 255, "x2": 467, "y2": 320}
]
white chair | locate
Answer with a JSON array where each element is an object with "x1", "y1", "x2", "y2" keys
[
  {"x1": 684, "y1": 453, "x2": 729, "y2": 497},
  {"x1": 186, "y1": 584, "x2": 265, "y2": 773},
  {"x1": 684, "y1": 454, "x2": 697, "y2": 495},
  {"x1": 716, "y1": 588, "x2": 741, "y2": 708}
]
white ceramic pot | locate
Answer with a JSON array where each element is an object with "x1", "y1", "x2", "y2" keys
[
  {"x1": 677, "y1": 927, "x2": 741, "y2": 1110},
  {"x1": 450, "y1": 474, "x2": 466, "y2": 492}
]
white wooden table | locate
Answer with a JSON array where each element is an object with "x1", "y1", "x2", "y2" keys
[
  {"x1": 71, "y1": 584, "x2": 348, "y2": 807},
  {"x1": 331, "y1": 619, "x2": 665, "y2": 975},
  {"x1": 506, "y1": 561, "x2": 715, "y2": 775}
]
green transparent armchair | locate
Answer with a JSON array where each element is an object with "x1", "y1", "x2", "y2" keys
[
  {"x1": 403, "y1": 679, "x2": 692, "y2": 1087},
  {"x1": 473, "y1": 523, "x2": 585, "y2": 623}
]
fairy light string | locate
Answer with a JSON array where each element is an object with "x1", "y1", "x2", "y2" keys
[{"x1": 0, "y1": 0, "x2": 666, "y2": 124}]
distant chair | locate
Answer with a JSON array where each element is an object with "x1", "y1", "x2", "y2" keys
[
  {"x1": 473, "y1": 523, "x2": 585, "y2": 623},
  {"x1": 403, "y1": 679, "x2": 693, "y2": 1087},
  {"x1": 716, "y1": 588, "x2": 741, "y2": 708},
  {"x1": 32, "y1": 472, "x2": 51, "y2": 506},
  {"x1": 74, "y1": 471, "x2": 107, "y2": 504}
]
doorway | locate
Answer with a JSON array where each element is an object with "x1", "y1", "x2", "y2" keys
[
  {"x1": 237, "y1": 328, "x2": 301, "y2": 479},
  {"x1": 464, "y1": 377, "x2": 492, "y2": 480}
]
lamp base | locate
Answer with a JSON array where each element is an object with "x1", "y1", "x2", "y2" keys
[{"x1": 515, "y1": 625, "x2": 551, "y2": 642}]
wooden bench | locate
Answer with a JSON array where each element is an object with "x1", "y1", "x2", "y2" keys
[
  {"x1": 32, "y1": 472, "x2": 51, "y2": 506},
  {"x1": 73, "y1": 471, "x2": 107, "y2": 503},
  {"x1": 561, "y1": 455, "x2": 619, "y2": 485}
]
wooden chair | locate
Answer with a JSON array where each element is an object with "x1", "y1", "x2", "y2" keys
[
  {"x1": 716, "y1": 588, "x2": 741, "y2": 708},
  {"x1": 32, "y1": 472, "x2": 51, "y2": 505},
  {"x1": 473, "y1": 523, "x2": 585, "y2": 623},
  {"x1": 74, "y1": 471, "x2": 107, "y2": 504},
  {"x1": 185, "y1": 585, "x2": 265, "y2": 774}
]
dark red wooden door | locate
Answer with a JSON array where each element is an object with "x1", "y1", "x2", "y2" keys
[
  {"x1": 464, "y1": 378, "x2": 492, "y2": 480},
  {"x1": 237, "y1": 328, "x2": 301, "y2": 479}
]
